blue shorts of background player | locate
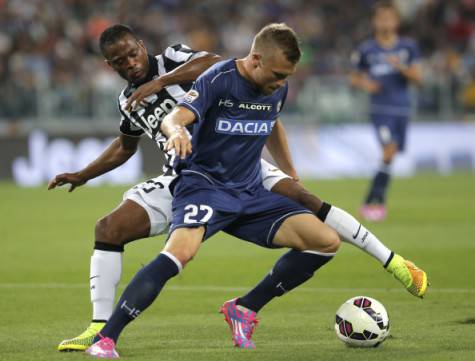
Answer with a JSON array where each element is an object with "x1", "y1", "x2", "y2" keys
[
  {"x1": 371, "y1": 113, "x2": 409, "y2": 152},
  {"x1": 359, "y1": 112, "x2": 410, "y2": 219},
  {"x1": 170, "y1": 171, "x2": 312, "y2": 248}
]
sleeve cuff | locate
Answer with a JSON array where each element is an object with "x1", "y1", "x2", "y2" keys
[{"x1": 178, "y1": 102, "x2": 202, "y2": 123}]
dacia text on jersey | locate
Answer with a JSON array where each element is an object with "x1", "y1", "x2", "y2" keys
[{"x1": 215, "y1": 118, "x2": 276, "y2": 135}]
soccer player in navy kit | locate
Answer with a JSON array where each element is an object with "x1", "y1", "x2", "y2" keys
[
  {"x1": 86, "y1": 23, "x2": 343, "y2": 357},
  {"x1": 85, "y1": 23, "x2": 427, "y2": 358},
  {"x1": 350, "y1": 1, "x2": 422, "y2": 221}
]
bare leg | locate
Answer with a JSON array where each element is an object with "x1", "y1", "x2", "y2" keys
[
  {"x1": 271, "y1": 179, "x2": 392, "y2": 265},
  {"x1": 95, "y1": 227, "x2": 204, "y2": 343},
  {"x1": 236, "y1": 213, "x2": 339, "y2": 315},
  {"x1": 90, "y1": 200, "x2": 152, "y2": 321}
]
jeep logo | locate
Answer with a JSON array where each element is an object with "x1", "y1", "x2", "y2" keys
[{"x1": 137, "y1": 98, "x2": 177, "y2": 134}]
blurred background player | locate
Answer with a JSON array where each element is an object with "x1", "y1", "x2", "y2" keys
[{"x1": 349, "y1": 1, "x2": 422, "y2": 222}]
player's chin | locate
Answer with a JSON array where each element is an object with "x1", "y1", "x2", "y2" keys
[{"x1": 129, "y1": 71, "x2": 147, "y2": 84}]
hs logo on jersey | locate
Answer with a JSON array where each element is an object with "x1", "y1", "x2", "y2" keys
[{"x1": 218, "y1": 98, "x2": 234, "y2": 107}]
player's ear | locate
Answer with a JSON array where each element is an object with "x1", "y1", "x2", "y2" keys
[
  {"x1": 251, "y1": 53, "x2": 262, "y2": 68},
  {"x1": 138, "y1": 39, "x2": 146, "y2": 51}
]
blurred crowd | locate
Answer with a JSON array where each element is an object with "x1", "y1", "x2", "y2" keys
[{"x1": 2, "y1": 0, "x2": 475, "y2": 121}]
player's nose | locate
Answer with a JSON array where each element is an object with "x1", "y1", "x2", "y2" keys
[
  {"x1": 125, "y1": 57, "x2": 139, "y2": 70},
  {"x1": 126, "y1": 60, "x2": 137, "y2": 70}
]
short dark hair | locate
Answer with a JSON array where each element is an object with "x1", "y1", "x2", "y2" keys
[
  {"x1": 99, "y1": 24, "x2": 138, "y2": 55},
  {"x1": 253, "y1": 23, "x2": 301, "y2": 64},
  {"x1": 372, "y1": 1, "x2": 400, "y2": 18}
]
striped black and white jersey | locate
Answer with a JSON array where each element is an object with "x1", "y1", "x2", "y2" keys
[{"x1": 118, "y1": 44, "x2": 208, "y2": 175}]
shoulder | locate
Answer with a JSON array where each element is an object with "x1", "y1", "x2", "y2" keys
[
  {"x1": 198, "y1": 59, "x2": 236, "y2": 85},
  {"x1": 166, "y1": 43, "x2": 194, "y2": 52},
  {"x1": 155, "y1": 44, "x2": 195, "y2": 73},
  {"x1": 357, "y1": 39, "x2": 376, "y2": 54},
  {"x1": 162, "y1": 43, "x2": 194, "y2": 60},
  {"x1": 351, "y1": 39, "x2": 373, "y2": 66},
  {"x1": 399, "y1": 37, "x2": 419, "y2": 50}
]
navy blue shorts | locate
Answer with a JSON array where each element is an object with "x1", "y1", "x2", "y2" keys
[
  {"x1": 169, "y1": 172, "x2": 312, "y2": 248},
  {"x1": 371, "y1": 114, "x2": 409, "y2": 151}
]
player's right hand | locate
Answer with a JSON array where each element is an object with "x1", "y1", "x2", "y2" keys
[
  {"x1": 164, "y1": 127, "x2": 192, "y2": 159},
  {"x1": 365, "y1": 79, "x2": 381, "y2": 94},
  {"x1": 126, "y1": 78, "x2": 164, "y2": 112},
  {"x1": 47, "y1": 172, "x2": 86, "y2": 192}
]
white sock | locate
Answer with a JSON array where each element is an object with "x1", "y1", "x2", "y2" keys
[
  {"x1": 324, "y1": 206, "x2": 392, "y2": 265},
  {"x1": 90, "y1": 250, "x2": 123, "y2": 321}
]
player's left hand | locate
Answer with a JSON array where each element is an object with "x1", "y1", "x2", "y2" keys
[
  {"x1": 126, "y1": 78, "x2": 164, "y2": 112},
  {"x1": 164, "y1": 127, "x2": 192, "y2": 159},
  {"x1": 47, "y1": 172, "x2": 86, "y2": 192}
]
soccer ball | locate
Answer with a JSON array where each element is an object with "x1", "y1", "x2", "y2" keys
[{"x1": 334, "y1": 296, "x2": 390, "y2": 347}]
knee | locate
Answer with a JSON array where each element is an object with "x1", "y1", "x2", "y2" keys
[
  {"x1": 321, "y1": 229, "x2": 340, "y2": 253},
  {"x1": 169, "y1": 249, "x2": 195, "y2": 268},
  {"x1": 383, "y1": 154, "x2": 395, "y2": 163},
  {"x1": 95, "y1": 216, "x2": 125, "y2": 245},
  {"x1": 164, "y1": 231, "x2": 202, "y2": 267},
  {"x1": 303, "y1": 228, "x2": 340, "y2": 254},
  {"x1": 383, "y1": 145, "x2": 398, "y2": 162}
]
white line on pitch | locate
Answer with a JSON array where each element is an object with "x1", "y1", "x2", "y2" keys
[{"x1": 0, "y1": 283, "x2": 474, "y2": 293}]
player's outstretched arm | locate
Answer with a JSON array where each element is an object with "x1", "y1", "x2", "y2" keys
[
  {"x1": 348, "y1": 71, "x2": 380, "y2": 94},
  {"x1": 161, "y1": 106, "x2": 196, "y2": 159},
  {"x1": 126, "y1": 53, "x2": 222, "y2": 111},
  {"x1": 265, "y1": 119, "x2": 299, "y2": 181},
  {"x1": 47, "y1": 134, "x2": 140, "y2": 192}
]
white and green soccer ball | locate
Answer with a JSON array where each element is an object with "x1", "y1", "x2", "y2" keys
[{"x1": 335, "y1": 296, "x2": 390, "y2": 347}]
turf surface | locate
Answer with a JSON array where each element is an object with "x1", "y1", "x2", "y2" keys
[{"x1": 1, "y1": 173, "x2": 474, "y2": 360}]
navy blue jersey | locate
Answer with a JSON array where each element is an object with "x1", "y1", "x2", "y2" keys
[
  {"x1": 351, "y1": 37, "x2": 420, "y2": 116},
  {"x1": 177, "y1": 59, "x2": 287, "y2": 191}
]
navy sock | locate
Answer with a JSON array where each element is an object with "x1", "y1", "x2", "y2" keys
[
  {"x1": 96, "y1": 253, "x2": 180, "y2": 343},
  {"x1": 365, "y1": 163, "x2": 391, "y2": 204},
  {"x1": 237, "y1": 250, "x2": 334, "y2": 312}
]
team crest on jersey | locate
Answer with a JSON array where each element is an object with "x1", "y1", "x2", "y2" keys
[{"x1": 184, "y1": 89, "x2": 199, "y2": 103}]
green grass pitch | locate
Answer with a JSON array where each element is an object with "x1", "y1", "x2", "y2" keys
[{"x1": 1, "y1": 173, "x2": 474, "y2": 361}]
